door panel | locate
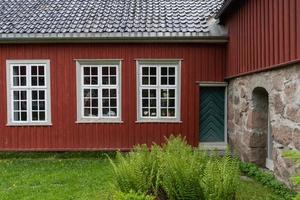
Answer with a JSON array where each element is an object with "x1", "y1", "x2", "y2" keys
[{"x1": 200, "y1": 87, "x2": 225, "y2": 142}]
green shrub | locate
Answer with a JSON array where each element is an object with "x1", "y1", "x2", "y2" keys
[
  {"x1": 109, "y1": 144, "x2": 160, "y2": 195},
  {"x1": 112, "y1": 190, "x2": 155, "y2": 200},
  {"x1": 109, "y1": 135, "x2": 240, "y2": 200},
  {"x1": 202, "y1": 151, "x2": 239, "y2": 200},
  {"x1": 160, "y1": 137, "x2": 207, "y2": 200},
  {"x1": 284, "y1": 151, "x2": 300, "y2": 200},
  {"x1": 239, "y1": 161, "x2": 296, "y2": 199}
]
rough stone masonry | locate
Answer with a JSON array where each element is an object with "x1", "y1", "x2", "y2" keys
[{"x1": 227, "y1": 64, "x2": 300, "y2": 186}]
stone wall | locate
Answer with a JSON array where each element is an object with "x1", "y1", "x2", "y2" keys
[{"x1": 227, "y1": 64, "x2": 300, "y2": 186}]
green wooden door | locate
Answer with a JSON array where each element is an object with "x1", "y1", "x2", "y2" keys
[{"x1": 199, "y1": 87, "x2": 225, "y2": 142}]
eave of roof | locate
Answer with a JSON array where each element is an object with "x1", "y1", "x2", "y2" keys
[
  {"x1": 0, "y1": 21, "x2": 228, "y2": 43},
  {"x1": 215, "y1": 0, "x2": 236, "y2": 19}
]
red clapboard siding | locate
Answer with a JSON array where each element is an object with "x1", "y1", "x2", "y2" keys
[
  {"x1": 0, "y1": 43, "x2": 226, "y2": 151},
  {"x1": 226, "y1": 0, "x2": 299, "y2": 78}
]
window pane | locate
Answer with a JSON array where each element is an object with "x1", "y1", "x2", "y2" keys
[
  {"x1": 21, "y1": 101, "x2": 27, "y2": 110},
  {"x1": 110, "y1": 108, "x2": 117, "y2": 116},
  {"x1": 169, "y1": 108, "x2": 175, "y2": 117},
  {"x1": 14, "y1": 112, "x2": 20, "y2": 121},
  {"x1": 169, "y1": 99, "x2": 175, "y2": 107},
  {"x1": 102, "y1": 89, "x2": 109, "y2": 97},
  {"x1": 21, "y1": 91, "x2": 27, "y2": 100},
  {"x1": 32, "y1": 66, "x2": 38, "y2": 75},
  {"x1": 150, "y1": 90, "x2": 156, "y2": 97},
  {"x1": 150, "y1": 108, "x2": 157, "y2": 116},
  {"x1": 142, "y1": 99, "x2": 148, "y2": 107},
  {"x1": 161, "y1": 77, "x2": 167, "y2": 85},
  {"x1": 38, "y1": 77, "x2": 45, "y2": 86},
  {"x1": 150, "y1": 67, "x2": 156, "y2": 75},
  {"x1": 84, "y1": 108, "x2": 90, "y2": 116},
  {"x1": 39, "y1": 101, "x2": 45, "y2": 110},
  {"x1": 110, "y1": 67, "x2": 116, "y2": 75},
  {"x1": 169, "y1": 89, "x2": 175, "y2": 97},
  {"x1": 169, "y1": 67, "x2": 175, "y2": 75},
  {"x1": 31, "y1": 77, "x2": 37, "y2": 86},
  {"x1": 142, "y1": 108, "x2": 149, "y2": 116},
  {"x1": 21, "y1": 112, "x2": 27, "y2": 121},
  {"x1": 142, "y1": 90, "x2": 148, "y2": 97},
  {"x1": 84, "y1": 89, "x2": 91, "y2": 97},
  {"x1": 150, "y1": 77, "x2": 156, "y2": 85},
  {"x1": 102, "y1": 99, "x2": 109, "y2": 107},
  {"x1": 20, "y1": 66, "x2": 26, "y2": 75},
  {"x1": 13, "y1": 66, "x2": 19, "y2": 75},
  {"x1": 169, "y1": 77, "x2": 175, "y2": 85},
  {"x1": 32, "y1": 112, "x2": 38, "y2": 121},
  {"x1": 20, "y1": 77, "x2": 26, "y2": 86},
  {"x1": 110, "y1": 76, "x2": 116, "y2": 85},
  {"x1": 161, "y1": 99, "x2": 167, "y2": 107},
  {"x1": 84, "y1": 77, "x2": 90, "y2": 85},
  {"x1": 13, "y1": 77, "x2": 19, "y2": 86},
  {"x1": 92, "y1": 108, "x2": 98, "y2": 116},
  {"x1": 102, "y1": 108, "x2": 109, "y2": 116},
  {"x1": 84, "y1": 67, "x2": 90, "y2": 75},
  {"x1": 91, "y1": 67, "x2": 98, "y2": 75},
  {"x1": 110, "y1": 99, "x2": 117, "y2": 107},
  {"x1": 38, "y1": 66, "x2": 45, "y2": 75},
  {"x1": 13, "y1": 101, "x2": 19, "y2": 110},
  {"x1": 39, "y1": 112, "x2": 46, "y2": 121},
  {"x1": 39, "y1": 91, "x2": 45, "y2": 100},
  {"x1": 102, "y1": 76, "x2": 109, "y2": 85},
  {"x1": 13, "y1": 91, "x2": 19, "y2": 100},
  {"x1": 142, "y1": 77, "x2": 149, "y2": 85},
  {"x1": 161, "y1": 108, "x2": 168, "y2": 117},
  {"x1": 91, "y1": 77, "x2": 98, "y2": 85},
  {"x1": 92, "y1": 99, "x2": 98, "y2": 107},
  {"x1": 161, "y1": 67, "x2": 168, "y2": 75},
  {"x1": 142, "y1": 67, "x2": 148, "y2": 75},
  {"x1": 91, "y1": 89, "x2": 98, "y2": 97},
  {"x1": 32, "y1": 101, "x2": 38, "y2": 110},
  {"x1": 110, "y1": 89, "x2": 116, "y2": 97},
  {"x1": 102, "y1": 67, "x2": 109, "y2": 75}
]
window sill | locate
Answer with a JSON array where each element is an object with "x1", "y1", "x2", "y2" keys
[
  {"x1": 6, "y1": 123, "x2": 52, "y2": 127},
  {"x1": 135, "y1": 120, "x2": 182, "y2": 123},
  {"x1": 75, "y1": 120, "x2": 124, "y2": 124}
]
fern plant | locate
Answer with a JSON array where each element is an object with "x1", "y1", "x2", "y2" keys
[
  {"x1": 109, "y1": 135, "x2": 240, "y2": 200},
  {"x1": 202, "y1": 150, "x2": 240, "y2": 200},
  {"x1": 112, "y1": 190, "x2": 155, "y2": 200},
  {"x1": 109, "y1": 144, "x2": 161, "y2": 196},
  {"x1": 159, "y1": 136, "x2": 207, "y2": 200}
]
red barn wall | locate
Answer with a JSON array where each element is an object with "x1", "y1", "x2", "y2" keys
[
  {"x1": 226, "y1": 0, "x2": 300, "y2": 77},
  {"x1": 0, "y1": 43, "x2": 226, "y2": 151}
]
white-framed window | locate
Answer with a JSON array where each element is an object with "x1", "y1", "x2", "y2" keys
[
  {"x1": 6, "y1": 60, "x2": 51, "y2": 126},
  {"x1": 76, "y1": 60, "x2": 122, "y2": 123},
  {"x1": 137, "y1": 60, "x2": 181, "y2": 122}
]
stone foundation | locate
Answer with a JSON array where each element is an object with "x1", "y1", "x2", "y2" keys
[{"x1": 228, "y1": 64, "x2": 300, "y2": 186}]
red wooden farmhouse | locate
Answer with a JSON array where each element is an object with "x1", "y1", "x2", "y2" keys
[{"x1": 0, "y1": 0, "x2": 299, "y2": 184}]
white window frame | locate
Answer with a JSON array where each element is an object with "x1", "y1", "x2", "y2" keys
[
  {"x1": 136, "y1": 60, "x2": 181, "y2": 123},
  {"x1": 76, "y1": 59, "x2": 122, "y2": 123},
  {"x1": 6, "y1": 60, "x2": 52, "y2": 126}
]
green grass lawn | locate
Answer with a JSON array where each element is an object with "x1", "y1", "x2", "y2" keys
[{"x1": 0, "y1": 153, "x2": 284, "y2": 200}]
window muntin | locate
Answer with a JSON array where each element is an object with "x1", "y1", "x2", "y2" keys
[
  {"x1": 7, "y1": 61, "x2": 51, "y2": 125},
  {"x1": 138, "y1": 62, "x2": 180, "y2": 121},
  {"x1": 77, "y1": 61, "x2": 121, "y2": 122}
]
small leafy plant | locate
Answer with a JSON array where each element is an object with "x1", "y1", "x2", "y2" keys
[
  {"x1": 284, "y1": 151, "x2": 300, "y2": 200},
  {"x1": 239, "y1": 161, "x2": 296, "y2": 199}
]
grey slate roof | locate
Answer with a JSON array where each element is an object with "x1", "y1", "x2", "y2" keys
[{"x1": 0, "y1": 0, "x2": 227, "y2": 41}]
